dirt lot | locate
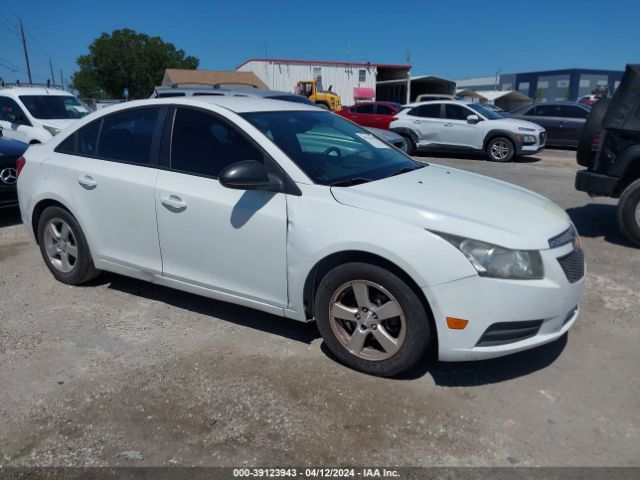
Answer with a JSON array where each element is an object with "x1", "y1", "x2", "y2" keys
[{"x1": 0, "y1": 149, "x2": 638, "y2": 467}]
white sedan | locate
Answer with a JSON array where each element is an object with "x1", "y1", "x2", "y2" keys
[{"x1": 16, "y1": 97, "x2": 585, "y2": 376}]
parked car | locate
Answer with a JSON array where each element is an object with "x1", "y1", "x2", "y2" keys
[
  {"x1": 337, "y1": 102, "x2": 404, "y2": 129},
  {"x1": 575, "y1": 64, "x2": 640, "y2": 247},
  {"x1": 390, "y1": 101, "x2": 546, "y2": 162},
  {"x1": 153, "y1": 86, "x2": 407, "y2": 151},
  {"x1": 0, "y1": 87, "x2": 90, "y2": 144},
  {"x1": 577, "y1": 95, "x2": 600, "y2": 106},
  {"x1": 0, "y1": 127, "x2": 28, "y2": 208},
  {"x1": 18, "y1": 96, "x2": 584, "y2": 376},
  {"x1": 507, "y1": 102, "x2": 591, "y2": 148}
]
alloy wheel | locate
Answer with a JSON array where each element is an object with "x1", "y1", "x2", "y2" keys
[
  {"x1": 43, "y1": 217, "x2": 78, "y2": 273},
  {"x1": 490, "y1": 140, "x2": 510, "y2": 160},
  {"x1": 329, "y1": 280, "x2": 406, "y2": 361}
]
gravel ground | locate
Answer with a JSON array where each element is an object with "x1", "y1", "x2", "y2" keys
[{"x1": 0, "y1": 149, "x2": 638, "y2": 467}]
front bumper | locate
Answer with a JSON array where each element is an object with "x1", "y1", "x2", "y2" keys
[
  {"x1": 516, "y1": 131, "x2": 546, "y2": 156},
  {"x1": 425, "y1": 241, "x2": 585, "y2": 361}
]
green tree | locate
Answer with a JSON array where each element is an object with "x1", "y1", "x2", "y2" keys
[{"x1": 71, "y1": 29, "x2": 199, "y2": 99}]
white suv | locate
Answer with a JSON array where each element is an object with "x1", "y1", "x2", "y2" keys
[
  {"x1": 0, "y1": 87, "x2": 90, "y2": 144},
  {"x1": 17, "y1": 96, "x2": 584, "y2": 376},
  {"x1": 390, "y1": 100, "x2": 546, "y2": 162}
]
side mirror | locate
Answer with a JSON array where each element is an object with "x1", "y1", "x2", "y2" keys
[
  {"x1": 219, "y1": 160, "x2": 270, "y2": 190},
  {"x1": 467, "y1": 114, "x2": 480, "y2": 123}
]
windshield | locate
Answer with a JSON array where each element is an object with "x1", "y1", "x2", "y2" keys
[
  {"x1": 19, "y1": 95, "x2": 90, "y2": 120},
  {"x1": 241, "y1": 110, "x2": 422, "y2": 186},
  {"x1": 469, "y1": 103, "x2": 503, "y2": 120}
]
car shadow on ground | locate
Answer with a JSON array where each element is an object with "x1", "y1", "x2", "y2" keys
[
  {"x1": 398, "y1": 334, "x2": 568, "y2": 386},
  {"x1": 413, "y1": 151, "x2": 541, "y2": 164},
  {"x1": 102, "y1": 273, "x2": 321, "y2": 344},
  {"x1": 99, "y1": 273, "x2": 567, "y2": 384},
  {"x1": 0, "y1": 206, "x2": 22, "y2": 228},
  {"x1": 567, "y1": 203, "x2": 631, "y2": 247}
]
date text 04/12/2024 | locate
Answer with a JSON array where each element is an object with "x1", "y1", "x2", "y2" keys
[{"x1": 232, "y1": 468, "x2": 400, "y2": 478}]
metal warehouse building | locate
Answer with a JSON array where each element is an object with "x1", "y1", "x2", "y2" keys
[
  {"x1": 236, "y1": 58, "x2": 411, "y2": 105},
  {"x1": 456, "y1": 68, "x2": 624, "y2": 102}
]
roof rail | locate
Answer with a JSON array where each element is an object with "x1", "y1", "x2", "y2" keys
[{"x1": 166, "y1": 82, "x2": 260, "y2": 89}]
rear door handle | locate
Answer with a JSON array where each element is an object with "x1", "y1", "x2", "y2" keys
[
  {"x1": 78, "y1": 175, "x2": 97, "y2": 189},
  {"x1": 160, "y1": 194, "x2": 187, "y2": 211},
  {"x1": 412, "y1": 120, "x2": 422, "y2": 124}
]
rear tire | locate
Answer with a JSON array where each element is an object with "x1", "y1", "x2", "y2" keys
[
  {"x1": 617, "y1": 178, "x2": 640, "y2": 248},
  {"x1": 314, "y1": 262, "x2": 433, "y2": 377},
  {"x1": 486, "y1": 136, "x2": 515, "y2": 162},
  {"x1": 37, "y1": 206, "x2": 100, "y2": 285},
  {"x1": 401, "y1": 135, "x2": 416, "y2": 155}
]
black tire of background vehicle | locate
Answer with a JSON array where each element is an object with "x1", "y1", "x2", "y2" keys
[
  {"x1": 486, "y1": 136, "x2": 515, "y2": 162},
  {"x1": 576, "y1": 98, "x2": 610, "y2": 168},
  {"x1": 317, "y1": 103, "x2": 330, "y2": 110},
  {"x1": 314, "y1": 262, "x2": 433, "y2": 377},
  {"x1": 37, "y1": 206, "x2": 100, "y2": 285},
  {"x1": 616, "y1": 178, "x2": 640, "y2": 248},
  {"x1": 401, "y1": 135, "x2": 416, "y2": 155}
]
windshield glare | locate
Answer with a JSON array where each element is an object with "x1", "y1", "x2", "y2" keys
[
  {"x1": 19, "y1": 95, "x2": 90, "y2": 120},
  {"x1": 469, "y1": 103, "x2": 504, "y2": 120},
  {"x1": 241, "y1": 111, "x2": 421, "y2": 185}
]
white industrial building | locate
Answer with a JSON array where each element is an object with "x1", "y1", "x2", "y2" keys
[{"x1": 237, "y1": 58, "x2": 411, "y2": 106}]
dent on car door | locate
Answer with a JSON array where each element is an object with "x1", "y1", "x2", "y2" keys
[
  {"x1": 58, "y1": 107, "x2": 164, "y2": 273},
  {"x1": 155, "y1": 107, "x2": 288, "y2": 306}
]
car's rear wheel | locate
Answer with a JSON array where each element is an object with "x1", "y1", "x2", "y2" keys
[
  {"x1": 486, "y1": 137, "x2": 515, "y2": 162},
  {"x1": 617, "y1": 178, "x2": 640, "y2": 248},
  {"x1": 37, "y1": 206, "x2": 99, "y2": 284},
  {"x1": 401, "y1": 135, "x2": 416, "y2": 155},
  {"x1": 314, "y1": 263, "x2": 433, "y2": 377}
]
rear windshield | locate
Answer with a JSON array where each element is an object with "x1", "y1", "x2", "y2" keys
[{"x1": 19, "y1": 95, "x2": 90, "y2": 119}]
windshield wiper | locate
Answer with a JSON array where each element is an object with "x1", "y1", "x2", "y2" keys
[
  {"x1": 329, "y1": 177, "x2": 371, "y2": 187},
  {"x1": 390, "y1": 165, "x2": 425, "y2": 177}
]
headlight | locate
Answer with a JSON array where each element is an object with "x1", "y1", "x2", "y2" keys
[
  {"x1": 43, "y1": 125, "x2": 62, "y2": 136},
  {"x1": 436, "y1": 233, "x2": 544, "y2": 280},
  {"x1": 523, "y1": 134, "x2": 536, "y2": 144}
]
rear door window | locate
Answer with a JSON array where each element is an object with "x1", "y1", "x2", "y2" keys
[
  {"x1": 97, "y1": 108, "x2": 160, "y2": 165},
  {"x1": 408, "y1": 104, "x2": 441, "y2": 118}
]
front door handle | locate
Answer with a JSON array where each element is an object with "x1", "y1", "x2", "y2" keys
[
  {"x1": 444, "y1": 123, "x2": 454, "y2": 127},
  {"x1": 78, "y1": 175, "x2": 97, "y2": 189},
  {"x1": 160, "y1": 194, "x2": 187, "y2": 211}
]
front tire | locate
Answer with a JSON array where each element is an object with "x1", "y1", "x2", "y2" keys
[
  {"x1": 37, "y1": 206, "x2": 100, "y2": 284},
  {"x1": 617, "y1": 178, "x2": 640, "y2": 248},
  {"x1": 486, "y1": 137, "x2": 515, "y2": 162},
  {"x1": 314, "y1": 263, "x2": 433, "y2": 377}
]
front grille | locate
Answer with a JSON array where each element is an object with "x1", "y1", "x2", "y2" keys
[
  {"x1": 557, "y1": 249, "x2": 585, "y2": 283},
  {"x1": 476, "y1": 320, "x2": 543, "y2": 347}
]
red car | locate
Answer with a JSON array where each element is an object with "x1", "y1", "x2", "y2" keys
[{"x1": 337, "y1": 101, "x2": 404, "y2": 129}]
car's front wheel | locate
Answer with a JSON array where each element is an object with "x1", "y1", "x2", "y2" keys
[
  {"x1": 486, "y1": 137, "x2": 515, "y2": 162},
  {"x1": 37, "y1": 206, "x2": 100, "y2": 284},
  {"x1": 617, "y1": 178, "x2": 640, "y2": 248},
  {"x1": 314, "y1": 263, "x2": 433, "y2": 377}
]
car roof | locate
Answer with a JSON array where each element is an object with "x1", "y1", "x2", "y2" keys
[
  {"x1": 403, "y1": 99, "x2": 469, "y2": 108},
  {"x1": 0, "y1": 87, "x2": 74, "y2": 96},
  {"x1": 154, "y1": 86, "x2": 302, "y2": 98},
  {"x1": 120, "y1": 96, "x2": 321, "y2": 113}
]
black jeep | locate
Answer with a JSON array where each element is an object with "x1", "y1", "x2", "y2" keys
[{"x1": 575, "y1": 64, "x2": 640, "y2": 247}]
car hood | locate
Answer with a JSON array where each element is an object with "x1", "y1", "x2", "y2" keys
[
  {"x1": 331, "y1": 164, "x2": 570, "y2": 250},
  {"x1": 489, "y1": 117, "x2": 545, "y2": 131}
]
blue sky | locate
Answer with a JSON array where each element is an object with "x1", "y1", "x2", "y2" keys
[{"x1": 0, "y1": 0, "x2": 638, "y2": 86}]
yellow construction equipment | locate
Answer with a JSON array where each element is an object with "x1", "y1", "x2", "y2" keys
[{"x1": 297, "y1": 80, "x2": 342, "y2": 111}]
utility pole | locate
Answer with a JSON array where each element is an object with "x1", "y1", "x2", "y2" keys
[
  {"x1": 60, "y1": 69, "x2": 64, "y2": 89},
  {"x1": 19, "y1": 19, "x2": 33, "y2": 85},
  {"x1": 49, "y1": 59, "x2": 55, "y2": 87},
  {"x1": 405, "y1": 49, "x2": 412, "y2": 104}
]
